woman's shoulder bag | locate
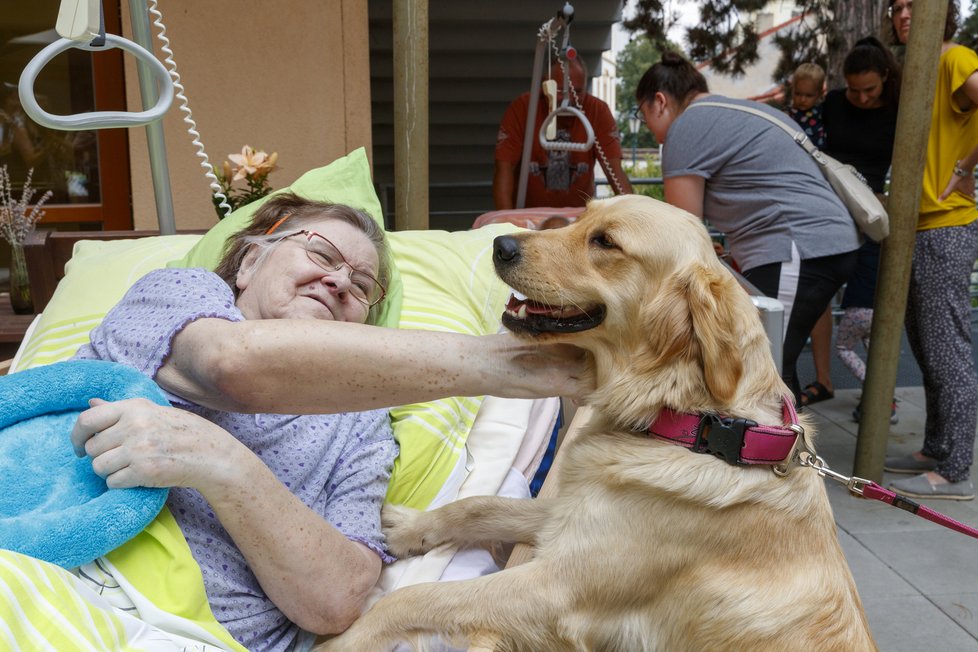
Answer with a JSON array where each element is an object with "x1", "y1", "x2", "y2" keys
[{"x1": 688, "y1": 100, "x2": 889, "y2": 242}]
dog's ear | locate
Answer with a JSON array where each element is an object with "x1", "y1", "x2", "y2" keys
[
  {"x1": 642, "y1": 279, "x2": 697, "y2": 372},
  {"x1": 681, "y1": 263, "x2": 744, "y2": 404}
]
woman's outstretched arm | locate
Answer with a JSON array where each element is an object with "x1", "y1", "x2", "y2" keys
[{"x1": 156, "y1": 318, "x2": 592, "y2": 414}]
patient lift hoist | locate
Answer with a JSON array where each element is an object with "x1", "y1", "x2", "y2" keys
[{"x1": 517, "y1": 3, "x2": 625, "y2": 208}]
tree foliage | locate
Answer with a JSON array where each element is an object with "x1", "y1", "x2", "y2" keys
[
  {"x1": 686, "y1": 0, "x2": 769, "y2": 76},
  {"x1": 615, "y1": 34, "x2": 668, "y2": 147},
  {"x1": 960, "y1": 0, "x2": 978, "y2": 49},
  {"x1": 622, "y1": 0, "x2": 889, "y2": 88}
]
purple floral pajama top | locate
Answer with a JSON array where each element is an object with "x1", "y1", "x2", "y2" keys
[{"x1": 74, "y1": 267, "x2": 397, "y2": 652}]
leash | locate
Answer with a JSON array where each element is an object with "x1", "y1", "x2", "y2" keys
[
  {"x1": 798, "y1": 453, "x2": 978, "y2": 541},
  {"x1": 647, "y1": 397, "x2": 978, "y2": 541}
]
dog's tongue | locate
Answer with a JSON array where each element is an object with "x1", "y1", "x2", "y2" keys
[{"x1": 503, "y1": 293, "x2": 605, "y2": 333}]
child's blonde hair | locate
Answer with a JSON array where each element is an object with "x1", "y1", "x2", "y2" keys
[{"x1": 792, "y1": 62, "x2": 826, "y2": 90}]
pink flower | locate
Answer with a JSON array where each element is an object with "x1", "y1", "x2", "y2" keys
[{"x1": 227, "y1": 145, "x2": 278, "y2": 181}]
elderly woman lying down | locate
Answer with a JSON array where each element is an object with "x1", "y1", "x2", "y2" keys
[{"x1": 67, "y1": 192, "x2": 588, "y2": 652}]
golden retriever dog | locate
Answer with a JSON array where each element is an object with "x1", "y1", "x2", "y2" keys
[{"x1": 316, "y1": 195, "x2": 875, "y2": 651}]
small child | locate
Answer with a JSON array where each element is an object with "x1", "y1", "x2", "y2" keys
[
  {"x1": 786, "y1": 62, "x2": 826, "y2": 150},
  {"x1": 836, "y1": 240, "x2": 899, "y2": 424}
]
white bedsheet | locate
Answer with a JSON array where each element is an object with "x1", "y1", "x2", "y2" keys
[{"x1": 371, "y1": 395, "x2": 559, "y2": 605}]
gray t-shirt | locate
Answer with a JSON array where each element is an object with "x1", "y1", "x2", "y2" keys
[
  {"x1": 74, "y1": 267, "x2": 397, "y2": 652},
  {"x1": 663, "y1": 95, "x2": 860, "y2": 271}
]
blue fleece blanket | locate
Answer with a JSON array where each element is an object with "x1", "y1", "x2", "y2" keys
[{"x1": 0, "y1": 360, "x2": 170, "y2": 569}]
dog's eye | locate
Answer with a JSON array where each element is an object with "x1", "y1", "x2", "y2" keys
[{"x1": 590, "y1": 232, "x2": 617, "y2": 250}]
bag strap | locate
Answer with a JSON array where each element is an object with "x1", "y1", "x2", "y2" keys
[{"x1": 687, "y1": 100, "x2": 821, "y2": 157}]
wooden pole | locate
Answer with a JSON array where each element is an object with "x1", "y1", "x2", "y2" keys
[
  {"x1": 392, "y1": 0, "x2": 429, "y2": 230},
  {"x1": 854, "y1": 3, "x2": 948, "y2": 479}
]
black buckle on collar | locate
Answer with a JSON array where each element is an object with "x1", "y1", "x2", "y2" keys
[{"x1": 695, "y1": 415, "x2": 757, "y2": 465}]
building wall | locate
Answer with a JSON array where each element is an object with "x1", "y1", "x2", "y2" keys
[
  {"x1": 591, "y1": 50, "x2": 617, "y2": 113},
  {"x1": 120, "y1": 0, "x2": 372, "y2": 231},
  {"x1": 698, "y1": 12, "x2": 808, "y2": 101}
]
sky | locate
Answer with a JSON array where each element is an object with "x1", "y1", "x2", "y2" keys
[{"x1": 664, "y1": 0, "x2": 701, "y2": 44}]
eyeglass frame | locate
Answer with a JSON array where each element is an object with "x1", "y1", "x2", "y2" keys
[
  {"x1": 274, "y1": 228, "x2": 387, "y2": 307},
  {"x1": 887, "y1": 1, "x2": 912, "y2": 18}
]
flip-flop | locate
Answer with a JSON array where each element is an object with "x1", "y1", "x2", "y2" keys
[{"x1": 800, "y1": 381, "x2": 834, "y2": 406}]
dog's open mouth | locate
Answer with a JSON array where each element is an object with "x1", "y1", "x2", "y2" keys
[{"x1": 502, "y1": 295, "x2": 606, "y2": 334}]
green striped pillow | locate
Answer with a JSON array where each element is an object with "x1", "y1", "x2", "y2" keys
[
  {"x1": 384, "y1": 224, "x2": 519, "y2": 508},
  {"x1": 14, "y1": 235, "x2": 203, "y2": 370}
]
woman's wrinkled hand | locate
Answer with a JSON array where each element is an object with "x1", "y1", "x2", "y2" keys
[
  {"x1": 534, "y1": 342, "x2": 594, "y2": 401},
  {"x1": 71, "y1": 397, "x2": 247, "y2": 493},
  {"x1": 939, "y1": 171, "x2": 976, "y2": 202},
  {"x1": 497, "y1": 334, "x2": 595, "y2": 402}
]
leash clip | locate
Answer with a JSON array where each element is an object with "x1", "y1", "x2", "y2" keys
[{"x1": 799, "y1": 452, "x2": 871, "y2": 496}]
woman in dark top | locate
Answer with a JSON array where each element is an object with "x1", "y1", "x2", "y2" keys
[
  {"x1": 821, "y1": 36, "x2": 901, "y2": 421},
  {"x1": 822, "y1": 39, "x2": 901, "y2": 191}
]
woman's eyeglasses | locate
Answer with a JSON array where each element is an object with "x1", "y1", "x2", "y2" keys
[
  {"x1": 285, "y1": 230, "x2": 386, "y2": 307},
  {"x1": 887, "y1": 1, "x2": 912, "y2": 18}
]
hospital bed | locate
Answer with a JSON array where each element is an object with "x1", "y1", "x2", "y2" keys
[
  {"x1": 0, "y1": 146, "x2": 572, "y2": 651},
  {"x1": 1, "y1": 0, "x2": 575, "y2": 641}
]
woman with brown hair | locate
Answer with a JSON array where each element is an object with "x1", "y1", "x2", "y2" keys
[
  {"x1": 634, "y1": 51, "x2": 860, "y2": 406},
  {"x1": 804, "y1": 36, "x2": 903, "y2": 422}
]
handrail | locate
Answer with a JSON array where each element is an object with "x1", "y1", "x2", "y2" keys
[
  {"x1": 516, "y1": 3, "x2": 576, "y2": 208},
  {"x1": 17, "y1": 0, "x2": 177, "y2": 234},
  {"x1": 18, "y1": 33, "x2": 173, "y2": 130},
  {"x1": 538, "y1": 104, "x2": 594, "y2": 152}
]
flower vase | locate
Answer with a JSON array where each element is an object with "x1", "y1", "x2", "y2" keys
[{"x1": 8, "y1": 241, "x2": 33, "y2": 315}]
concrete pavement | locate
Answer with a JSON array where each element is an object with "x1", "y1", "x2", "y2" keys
[{"x1": 808, "y1": 387, "x2": 978, "y2": 651}]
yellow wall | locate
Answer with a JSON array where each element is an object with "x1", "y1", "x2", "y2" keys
[{"x1": 120, "y1": 0, "x2": 373, "y2": 230}]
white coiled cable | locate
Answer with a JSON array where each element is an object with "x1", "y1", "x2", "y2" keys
[
  {"x1": 552, "y1": 44, "x2": 625, "y2": 197},
  {"x1": 147, "y1": 0, "x2": 232, "y2": 217},
  {"x1": 534, "y1": 20, "x2": 625, "y2": 196}
]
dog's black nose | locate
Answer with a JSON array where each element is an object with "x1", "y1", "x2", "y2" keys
[{"x1": 493, "y1": 235, "x2": 521, "y2": 264}]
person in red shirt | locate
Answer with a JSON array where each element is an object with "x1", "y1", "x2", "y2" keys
[{"x1": 493, "y1": 57, "x2": 632, "y2": 209}]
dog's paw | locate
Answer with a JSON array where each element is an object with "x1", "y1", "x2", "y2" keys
[{"x1": 383, "y1": 504, "x2": 443, "y2": 557}]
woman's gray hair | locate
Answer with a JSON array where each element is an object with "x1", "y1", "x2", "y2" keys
[{"x1": 214, "y1": 192, "x2": 391, "y2": 324}]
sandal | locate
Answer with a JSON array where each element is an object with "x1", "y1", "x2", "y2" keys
[{"x1": 799, "y1": 381, "x2": 834, "y2": 406}]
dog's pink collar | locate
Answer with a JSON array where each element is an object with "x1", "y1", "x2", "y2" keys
[{"x1": 647, "y1": 397, "x2": 801, "y2": 466}]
